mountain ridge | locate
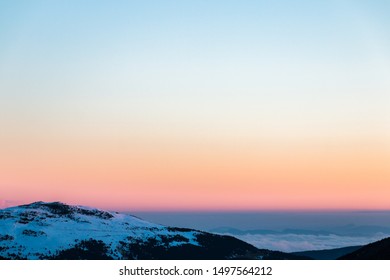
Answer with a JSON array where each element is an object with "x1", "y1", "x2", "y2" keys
[
  {"x1": 0, "y1": 201, "x2": 307, "y2": 260},
  {"x1": 293, "y1": 246, "x2": 363, "y2": 260},
  {"x1": 338, "y1": 237, "x2": 390, "y2": 260}
]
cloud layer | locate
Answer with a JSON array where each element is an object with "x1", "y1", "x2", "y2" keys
[{"x1": 227, "y1": 233, "x2": 389, "y2": 252}]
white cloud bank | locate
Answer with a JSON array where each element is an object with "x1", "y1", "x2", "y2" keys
[{"x1": 226, "y1": 233, "x2": 389, "y2": 252}]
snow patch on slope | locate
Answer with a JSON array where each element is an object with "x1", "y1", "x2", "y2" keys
[{"x1": 0, "y1": 202, "x2": 200, "y2": 259}]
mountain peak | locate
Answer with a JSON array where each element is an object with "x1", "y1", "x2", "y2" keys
[
  {"x1": 21, "y1": 201, "x2": 71, "y2": 212},
  {"x1": 13, "y1": 201, "x2": 114, "y2": 220}
]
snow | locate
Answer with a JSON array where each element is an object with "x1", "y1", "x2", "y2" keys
[{"x1": 0, "y1": 202, "x2": 200, "y2": 259}]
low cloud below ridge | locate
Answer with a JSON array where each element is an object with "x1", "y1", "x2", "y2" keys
[{"x1": 223, "y1": 233, "x2": 388, "y2": 252}]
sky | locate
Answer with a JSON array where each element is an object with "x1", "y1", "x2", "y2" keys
[
  {"x1": 133, "y1": 211, "x2": 390, "y2": 252},
  {"x1": 0, "y1": 0, "x2": 389, "y2": 211},
  {"x1": 133, "y1": 211, "x2": 390, "y2": 232}
]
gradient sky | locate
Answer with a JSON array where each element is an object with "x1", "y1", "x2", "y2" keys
[{"x1": 0, "y1": 0, "x2": 389, "y2": 211}]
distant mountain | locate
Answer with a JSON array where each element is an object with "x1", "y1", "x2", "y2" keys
[
  {"x1": 339, "y1": 237, "x2": 390, "y2": 260},
  {"x1": 211, "y1": 226, "x2": 390, "y2": 237},
  {"x1": 211, "y1": 227, "x2": 333, "y2": 236},
  {"x1": 329, "y1": 224, "x2": 390, "y2": 237},
  {"x1": 211, "y1": 227, "x2": 278, "y2": 235},
  {"x1": 0, "y1": 202, "x2": 307, "y2": 260},
  {"x1": 211, "y1": 227, "x2": 336, "y2": 236},
  {"x1": 293, "y1": 246, "x2": 362, "y2": 260}
]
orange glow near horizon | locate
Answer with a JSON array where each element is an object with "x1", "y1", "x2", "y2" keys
[{"x1": 1, "y1": 127, "x2": 389, "y2": 211}]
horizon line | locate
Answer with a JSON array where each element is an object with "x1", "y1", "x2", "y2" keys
[{"x1": 2, "y1": 200, "x2": 390, "y2": 213}]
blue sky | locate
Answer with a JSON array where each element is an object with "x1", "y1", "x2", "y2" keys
[
  {"x1": 0, "y1": 1, "x2": 389, "y2": 210},
  {"x1": 1, "y1": 0, "x2": 389, "y2": 125}
]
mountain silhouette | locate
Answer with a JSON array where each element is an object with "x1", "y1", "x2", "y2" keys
[
  {"x1": 339, "y1": 237, "x2": 390, "y2": 260},
  {"x1": 0, "y1": 201, "x2": 307, "y2": 260}
]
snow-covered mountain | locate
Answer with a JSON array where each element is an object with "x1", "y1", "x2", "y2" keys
[{"x1": 0, "y1": 202, "x2": 306, "y2": 260}]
